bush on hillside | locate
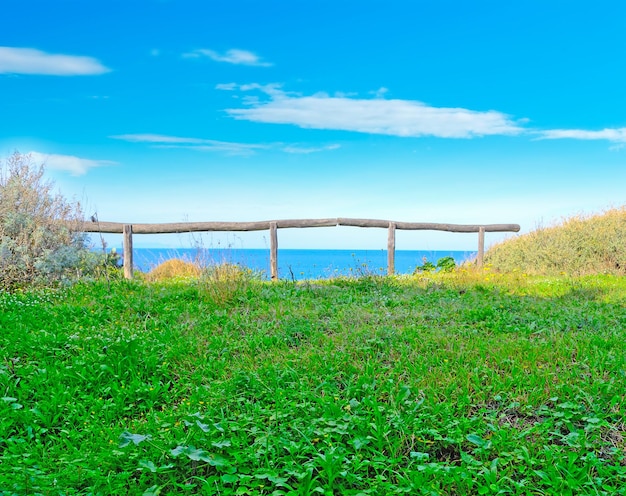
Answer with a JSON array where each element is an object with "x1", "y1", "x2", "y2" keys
[
  {"x1": 484, "y1": 207, "x2": 626, "y2": 275},
  {"x1": 0, "y1": 152, "x2": 97, "y2": 290}
]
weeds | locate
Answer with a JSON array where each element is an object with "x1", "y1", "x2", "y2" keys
[{"x1": 1, "y1": 273, "x2": 625, "y2": 493}]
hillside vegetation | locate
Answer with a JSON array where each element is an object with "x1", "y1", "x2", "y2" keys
[{"x1": 485, "y1": 207, "x2": 626, "y2": 275}]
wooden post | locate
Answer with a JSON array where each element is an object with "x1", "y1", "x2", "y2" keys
[
  {"x1": 270, "y1": 221, "x2": 278, "y2": 281},
  {"x1": 387, "y1": 222, "x2": 396, "y2": 275},
  {"x1": 477, "y1": 226, "x2": 485, "y2": 268},
  {"x1": 123, "y1": 224, "x2": 134, "y2": 279}
]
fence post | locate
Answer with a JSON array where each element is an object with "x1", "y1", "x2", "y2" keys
[
  {"x1": 387, "y1": 222, "x2": 396, "y2": 275},
  {"x1": 270, "y1": 221, "x2": 278, "y2": 281},
  {"x1": 477, "y1": 226, "x2": 485, "y2": 269},
  {"x1": 123, "y1": 224, "x2": 133, "y2": 279}
]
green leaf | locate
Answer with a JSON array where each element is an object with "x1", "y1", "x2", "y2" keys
[
  {"x1": 466, "y1": 434, "x2": 486, "y2": 447},
  {"x1": 142, "y1": 485, "x2": 162, "y2": 496},
  {"x1": 410, "y1": 451, "x2": 430, "y2": 461},
  {"x1": 119, "y1": 431, "x2": 152, "y2": 448},
  {"x1": 221, "y1": 473, "x2": 239, "y2": 484},
  {"x1": 170, "y1": 445, "x2": 230, "y2": 467},
  {"x1": 138, "y1": 460, "x2": 157, "y2": 473},
  {"x1": 171, "y1": 445, "x2": 211, "y2": 462},
  {"x1": 208, "y1": 454, "x2": 230, "y2": 467},
  {"x1": 352, "y1": 437, "x2": 370, "y2": 450}
]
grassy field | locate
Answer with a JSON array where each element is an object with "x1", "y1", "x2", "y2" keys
[{"x1": 1, "y1": 271, "x2": 626, "y2": 495}]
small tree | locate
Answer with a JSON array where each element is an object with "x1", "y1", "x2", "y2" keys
[{"x1": 0, "y1": 151, "x2": 91, "y2": 290}]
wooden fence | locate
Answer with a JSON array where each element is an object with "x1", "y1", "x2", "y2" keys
[{"x1": 80, "y1": 218, "x2": 520, "y2": 280}]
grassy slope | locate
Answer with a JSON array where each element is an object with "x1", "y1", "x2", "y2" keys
[
  {"x1": 485, "y1": 207, "x2": 626, "y2": 276},
  {"x1": 1, "y1": 273, "x2": 625, "y2": 495}
]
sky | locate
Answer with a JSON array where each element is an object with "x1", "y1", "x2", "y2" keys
[{"x1": 1, "y1": 0, "x2": 625, "y2": 251}]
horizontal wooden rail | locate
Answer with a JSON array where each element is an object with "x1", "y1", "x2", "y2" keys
[
  {"x1": 80, "y1": 218, "x2": 519, "y2": 234},
  {"x1": 80, "y1": 218, "x2": 520, "y2": 280}
]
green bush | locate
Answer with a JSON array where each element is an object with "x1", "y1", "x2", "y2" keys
[
  {"x1": 0, "y1": 151, "x2": 101, "y2": 290},
  {"x1": 414, "y1": 256, "x2": 456, "y2": 274},
  {"x1": 485, "y1": 207, "x2": 626, "y2": 275}
]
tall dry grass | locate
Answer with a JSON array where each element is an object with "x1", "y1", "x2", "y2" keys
[
  {"x1": 485, "y1": 207, "x2": 626, "y2": 275},
  {"x1": 146, "y1": 258, "x2": 254, "y2": 305}
]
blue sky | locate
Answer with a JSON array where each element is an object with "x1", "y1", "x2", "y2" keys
[{"x1": 2, "y1": 0, "x2": 625, "y2": 250}]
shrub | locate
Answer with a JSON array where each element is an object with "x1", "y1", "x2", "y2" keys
[
  {"x1": 146, "y1": 258, "x2": 201, "y2": 281},
  {"x1": 485, "y1": 207, "x2": 626, "y2": 275},
  {"x1": 414, "y1": 256, "x2": 456, "y2": 274},
  {"x1": 0, "y1": 151, "x2": 92, "y2": 290},
  {"x1": 199, "y1": 263, "x2": 255, "y2": 305}
]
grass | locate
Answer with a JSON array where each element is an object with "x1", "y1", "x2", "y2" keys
[
  {"x1": 1, "y1": 270, "x2": 626, "y2": 495},
  {"x1": 485, "y1": 206, "x2": 626, "y2": 276}
]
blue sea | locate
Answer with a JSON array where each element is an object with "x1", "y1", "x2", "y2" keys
[{"x1": 124, "y1": 248, "x2": 476, "y2": 280}]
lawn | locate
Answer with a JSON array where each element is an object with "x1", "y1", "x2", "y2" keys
[{"x1": 1, "y1": 271, "x2": 625, "y2": 495}]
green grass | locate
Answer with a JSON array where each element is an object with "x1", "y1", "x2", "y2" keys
[{"x1": 1, "y1": 272, "x2": 626, "y2": 495}]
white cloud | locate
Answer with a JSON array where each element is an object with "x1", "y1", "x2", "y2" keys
[
  {"x1": 282, "y1": 144, "x2": 341, "y2": 154},
  {"x1": 224, "y1": 86, "x2": 524, "y2": 138},
  {"x1": 110, "y1": 133, "x2": 339, "y2": 156},
  {"x1": 0, "y1": 47, "x2": 110, "y2": 75},
  {"x1": 111, "y1": 133, "x2": 211, "y2": 144},
  {"x1": 110, "y1": 133, "x2": 268, "y2": 156},
  {"x1": 157, "y1": 143, "x2": 268, "y2": 156},
  {"x1": 538, "y1": 127, "x2": 626, "y2": 143},
  {"x1": 183, "y1": 48, "x2": 272, "y2": 67},
  {"x1": 215, "y1": 82, "x2": 238, "y2": 91},
  {"x1": 28, "y1": 151, "x2": 115, "y2": 176}
]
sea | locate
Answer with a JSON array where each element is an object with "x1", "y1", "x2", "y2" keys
[{"x1": 124, "y1": 248, "x2": 476, "y2": 280}]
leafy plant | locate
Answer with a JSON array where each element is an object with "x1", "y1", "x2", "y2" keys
[
  {"x1": 436, "y1": 256, "x2": 456, "y2": 272},
  {"x1": 414, "y1": 256, "x2": 456, "y2": 273},
  {"x1": 0, "y1": 151, "x2": 94, "y2": 290}
]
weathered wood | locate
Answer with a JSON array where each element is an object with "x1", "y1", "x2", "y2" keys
[
  {"x1": 123, "y1": 224, "x2": 133, "y2": 279},
  {"x1": 76, "y1": 217, "x2": 519, "y2": 280},
  {"x1": 276, "y1": 218, "x2": 338, "y2": 229},
  {"x1": 78, "y1": 218, "x2": 519, "y2": 234},
  {"x1": 80, "y1": 221, "x2": 272, "y2": 234},
  {"x1": 477, "y1": 226, "x2": 485, "y2": 268},
  {"x1": 387, "y1": 222, "x2": 396, "y2": 275},
  {"x1": 270, "y1": 221, "x2": 278, "y2": 281}
]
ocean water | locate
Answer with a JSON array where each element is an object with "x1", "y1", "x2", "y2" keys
[{"x1": 126, "y1": 248, "x2": 476, "y2": 280}]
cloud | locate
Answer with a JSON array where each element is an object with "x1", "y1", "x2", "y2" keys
[
  {"x1": 111, "y1": 133, "x2": 212, "y2": 144},
  {"x1": 110, "y1": 133, "x2": 268, "y2": 156},
  {"x1": 538, "y1": 127, "x2": 626, "y2": 143},
  {"x1": 111, "y1": 133, "x2": 339, "y2": 156},
  {"x1": 223, "y1": 86, "x2": 524, "y2": 138},
  {"x1": 28, "y1": 151, "x2": 115, "y2": 176},
  {"x1": 215, "y1": 82, "x2": 238, "y2": 91},
  {"x1": 183, "y1": 48, "x2": 272, "y2": 67},
  {"x1": 282, "y1": 144, "x2": 341, "y2": 154},
  {"x1": 217, "y1": 82, "x2": 283, "y2": 94},
  {"x1": 0, "y1": 47, "x2": 110, "y2": 75}
]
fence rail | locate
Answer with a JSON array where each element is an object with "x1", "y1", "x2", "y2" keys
[{"x1": 80, "y1": 218, "x2": 520, "y2": 280}]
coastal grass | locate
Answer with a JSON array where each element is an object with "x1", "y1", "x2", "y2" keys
[
  {"x1": 485, "y1": 207, "x2": 626, "y2": 276},
  {"x1": 1, "y1": 272, "x2": 625, "y2": 495}
]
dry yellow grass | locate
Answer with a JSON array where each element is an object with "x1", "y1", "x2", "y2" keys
[
  {"x1": 485, "y1": 207, "x2": 626, "y2": 275},
  {"x1": 146, "y1": 258, "x2": 201, "y2": 281}
]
